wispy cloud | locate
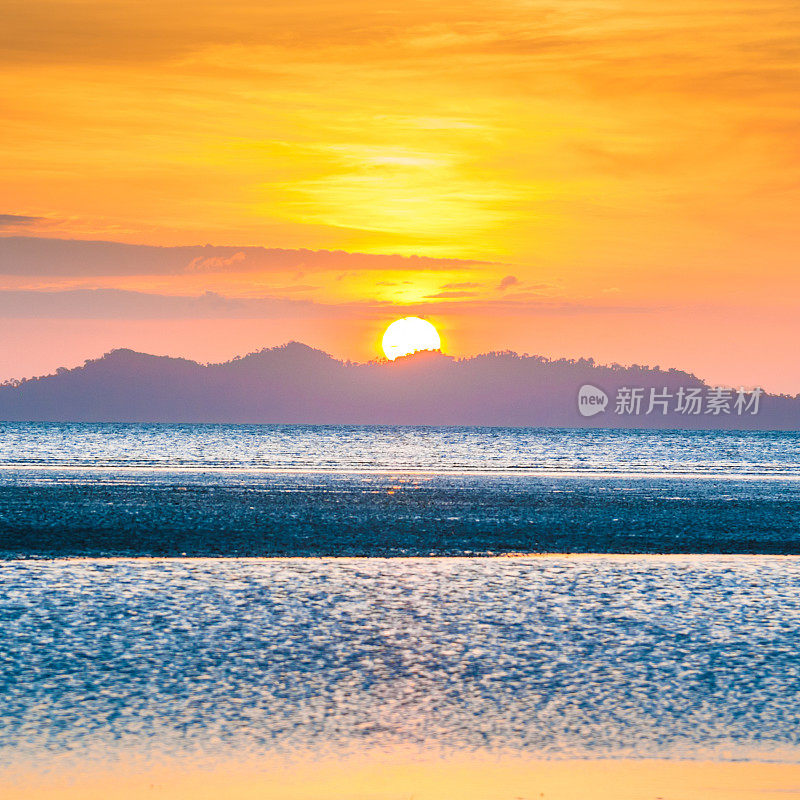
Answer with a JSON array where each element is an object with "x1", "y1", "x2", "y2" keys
[
  {"x1": 0, "y1": 287, "x2": 657, "y2": 320},
  {"x1": 425, "y1": 290, "x2": 478, "y2": 299},
  {"x1": 0, "y1": 214, "x2": 46, "y2": 229},
  {"x1": 0, "y1": 237, "x2": 493, "y2": 277}
]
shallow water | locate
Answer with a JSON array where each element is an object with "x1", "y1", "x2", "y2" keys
[
  {"x1": 1, "y1": 423, "x2": 799, "y2": 475},
  {"x1": 1, "y1": 556, "x2": 799, "y2": 767},
  {"x1": 1, "y1": 424, "x2": 800, "y2": 556},
  {"x1": 2, "y1": 470, "x2": 800, "y2": 556},
  {"x1": 2, "y1": 424, "x2": 800, "y2": 770}
]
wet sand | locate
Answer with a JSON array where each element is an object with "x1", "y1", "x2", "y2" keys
[{"x1": 3, "y1": 756, "x2": 800, "y2": 800}]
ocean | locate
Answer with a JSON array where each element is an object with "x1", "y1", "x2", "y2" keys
[
  {"x1": 1, "y1": 423, "x2": 799, "y2": 774},
  {"x1": 0, "y1": 423, "x2": 799, "y2": 556}
]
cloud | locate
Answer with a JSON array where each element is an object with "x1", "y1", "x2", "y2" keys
[
  {"x1": 0, "y1": 237, "x2": 492, "y2": 277},
  {"x1": 497, "y1": 274, "x2": 518, "y2": 290},
  {"x1": 0, "y1": 288, "x2": 330, "y2": 319},
  {"x1": 424, "y1": 290, "x2": 478, "y2": 299},
  {"x1": 186, "y1": 251, "x2": 247, "y2": 272},
  {"x1": 0, "y1": 214, "x2": 46, "y2": 229},
  {"x1": 0, "y1": 287, "x2": 657, "y2": 320}
]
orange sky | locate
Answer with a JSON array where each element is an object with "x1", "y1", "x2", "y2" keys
[{"x1": 1, "y1": 0, "x2": 799, "y2": 391}]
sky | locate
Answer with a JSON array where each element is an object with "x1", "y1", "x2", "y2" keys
[{"x1": 1, "y1": 0, "x2": 799, "y2": 392}]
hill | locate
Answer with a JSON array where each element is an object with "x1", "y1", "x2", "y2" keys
[{"x1": 0, "y1": 342, "x2": 797, "y2": 428}]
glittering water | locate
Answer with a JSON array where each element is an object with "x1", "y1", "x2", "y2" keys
[
  {"x1": 1, "y1": 556, "x2": 799, "y2": 766},
  {"x1": 2, "y1": 424, "x2": 799, "y2": 769},
  {"x1": 0, "y1": 422, "x2": 799, "y2": 475},
  {"x1": 1, "y1": 424, "x2": 800, "y2": 557}
]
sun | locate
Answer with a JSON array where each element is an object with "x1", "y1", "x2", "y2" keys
[{"x1": 382, "y1": 317, "x2": 441, "y2": 360}]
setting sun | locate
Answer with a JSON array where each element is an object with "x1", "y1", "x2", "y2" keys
[{"x1": 382, "y1": 317, "x2": 441, "y2": 360}]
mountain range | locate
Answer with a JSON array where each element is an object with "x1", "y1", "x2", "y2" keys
[{"x1": 0, "y1": 342, "x2": 797, "y2": 428}]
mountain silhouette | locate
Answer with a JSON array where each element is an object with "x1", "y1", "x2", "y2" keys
[{"x1": 0, "y1": 342, "x2": 797, "y2": 428}]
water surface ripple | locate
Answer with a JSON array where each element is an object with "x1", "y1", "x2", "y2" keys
[{"x1": 1, "y1": 557, "x2": 798, "y2": 765}]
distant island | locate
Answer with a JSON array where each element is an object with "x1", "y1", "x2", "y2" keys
[{"x1": 0, "y1": 342, "x2": 797, "y2": 428}]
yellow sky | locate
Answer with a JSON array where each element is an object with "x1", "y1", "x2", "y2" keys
[{"x1": 1, "y1": 0, "x2": 799, "y2": 389}]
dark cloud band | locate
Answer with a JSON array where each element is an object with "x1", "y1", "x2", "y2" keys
[{"x1": 0, "y1": 237, "x2": 491, "y2": 277}]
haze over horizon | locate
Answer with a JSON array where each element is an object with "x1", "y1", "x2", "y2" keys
[{"x1": 2, "y1": 1, "x2": 800, "y2": 392}]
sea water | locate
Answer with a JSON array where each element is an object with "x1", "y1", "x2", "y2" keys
[
  {"x1": 1, "y1": 424, "x2": 800, "y2": 556},
  {"x1": 0, "y1": 424, "x2": 799, "y2": 767}
]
